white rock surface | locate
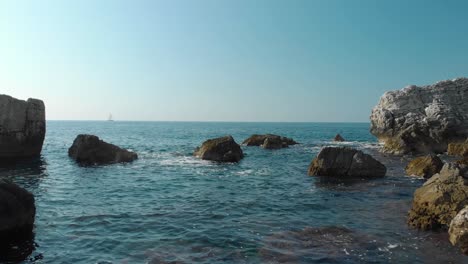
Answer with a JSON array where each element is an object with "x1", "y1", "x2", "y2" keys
[
  {"x1": 449, "y1": 205, "x2": 468, "y2": 255},
  {"x1": 370, "y1": 78, "x2": 468, "y2": 154}
]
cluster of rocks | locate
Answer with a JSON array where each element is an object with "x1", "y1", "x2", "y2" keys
[{"x1": 242, "y1": 134, "x2": 298, "y2": 149}]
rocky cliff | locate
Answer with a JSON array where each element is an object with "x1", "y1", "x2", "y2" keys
[
  {"x1": 370, "y1": 78, "x2": 468, "y2": 154},
  {"x1": 0, "y1": 95, "x2": 46, "y2": 159}
]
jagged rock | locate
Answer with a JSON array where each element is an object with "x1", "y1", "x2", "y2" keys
[
  {"x1": 448, "y1": 140, "x2": 468, "y2": 157},
  {"x1": 370, "y1": 78, "x2": 468, "y2": 155},
  {"x1": 333, "y1": 134, "x2": 345, "y2": 142},
  {"x1": 194, "y1": 135, "x2": 243, "y2": 162},
  {"x1": 449, "y1": 205, "x2": 468, "y2": 255},
  {"x1": 68, "y1": 134, "x2": 138, "y2": 165},
  {"x1": 308, "y1": 147, "x2": 386, "y2": 178},
  {"x1": 405, "y1": 155, "x2": 444, "y2": 178},
  {"x1": 242, "y1": 134, "x2": 297, "y2": 149},
  {"x1": 408, "y1": 163, "x2": 468, "y2": 230},
  {"x1": 0, "y1": 95, "x2": 46, "y2": 159},
  {"x1": 0, "y1": 180, "x2": 35, "y2": 245}
]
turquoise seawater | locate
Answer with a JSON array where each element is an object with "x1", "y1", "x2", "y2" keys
[{"x1": 1, "y1": 121, "x2": 466, "y2": 263}]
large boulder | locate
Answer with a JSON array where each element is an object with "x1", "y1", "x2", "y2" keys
[
  {"x1": 194, "y1": 135, "x2": 243, "y2": 162},
  {"x1": 0, "y1": 95, "x2": 45, "y2": 159},
  {"x1": 0, "y1": 180, "x2": 35, "y2": 243},
  {"x1": 68, "y1": 134, "x2": 138, "y2": 165},
  {"x1": 449, "y1": 205, "x2": 468, "y2": 255},
  {"x1": 242, "y1": 134, "x2": 297, "y2": 149},
  {"x1": 370, "y1": 78, "x2": 468, "y2": 155},
  {"x1": 308, "y1": 147, "x2": 386, "y2": 178},
  {"x1": 407, "y1": 163, "x2": 468, "y2": 230},
  {"x1": 448, "y1": 140, "x2": 468, "y2": 157},
  {"x1": 405, "y1": 155, "x2": 444, "y2": 179}
]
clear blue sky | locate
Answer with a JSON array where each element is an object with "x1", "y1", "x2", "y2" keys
[{"x1": 1, "y1": 0, "x2": 468, "y2": 122}]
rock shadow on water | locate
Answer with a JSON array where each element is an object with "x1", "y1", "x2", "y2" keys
[
  {"x1": 0, "y1": 156, "x2": 48, "y2": 189},
  {"x1": 259, "y1": 226, "x2": 384, "y2": 263},
  {"x1": 313, "y1": 175, "x2": 383, "y2": 191}
]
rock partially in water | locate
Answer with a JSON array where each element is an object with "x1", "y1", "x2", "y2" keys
[
  {"x1": 333, "y1": 134, "x2": 345, "y2": 142},
  {"x1": 259, "y1": 226, "x2": 382, "y2": 263},
  {"x1": 370, "y1": 78, "x2": 468, "y2": 155},
  {"x1": 68, "y1": 134, "x2": 138, "y2": 165},
  {"x1": 308, "y1": 147, "x2": 386, "y2": 178},
  {"x1": 0, "y1": 180, "x2": 36, "y2": 262},
  {"x1": 242, "y1": 134, "x2": 298, "y2": 149},
  {"x1": 408, "y1": 163, "x2": 468, "y2": 230},
  {"x1": 0, "y1": 94, "x2": 46, "y2": 159},
  {"x1": 405, "y1": 155, "x2": 443, "y2": 179},
  {"x1": 449, "y1": 205, "x2": 468, "y2": 255},
  {"x1": 194, "y1": 135, "x2": 243, "y2": 162},
  {"x1": 448, "y1": 140, "x2": 468, "y2": 157}
]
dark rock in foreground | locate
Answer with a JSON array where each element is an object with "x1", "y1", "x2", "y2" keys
[
  {"x1": 408, "y1": 163, "x2": 468, "y2": 230},
  {"x1": 370, "y1": 78, "x2": 468, "y2": 155},
  {"x1": 0, "y1": 180, "x2": 35, "y2": 248},
  {"x1": 0, "y1": 94, "x2": 46, "y2": 159},
  {"x1": 194, "y1": 135, "x2": 243, "y2": 162},
  {"x1": 242, "y1": 134, "x2": 297, "y2": 149},
  {"x1": 333, "y1": 134, "x2": 345, "y2": 142},
  {"x1": 449, "y1": 205, "x2": 468, "y2": 255},
  {"x1": 68, "y1": 134, "x2": 138, "y2": 165},
  {"x1": 405, "y1": 155, "x2": 443, "y2": 179},
  {"x1": 308, "y1": 147, "x2": 386, "y2": 177},
  {"x1": 448, "y1": 140, "x2": 468, "y2": 157}
]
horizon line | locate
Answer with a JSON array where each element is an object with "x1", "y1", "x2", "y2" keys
[{"x1": 46, "y1": 119, "x2": 371, "y2": 123}]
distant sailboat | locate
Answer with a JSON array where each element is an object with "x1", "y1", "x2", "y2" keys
[{"x1": 108, "y1": 113, "x2": 114, "y2": 121}]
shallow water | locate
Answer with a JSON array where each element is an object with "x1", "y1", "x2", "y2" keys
[{"x1": 1, "y1": 121, "x2": 465, "y2": 263}]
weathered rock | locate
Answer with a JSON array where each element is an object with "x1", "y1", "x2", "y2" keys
[
  {"x1": 0, "y1": 180, "x2": 35, "y2": 243},
  {"x1": 448, "y1": 140, "x2": 468, "y2": 157},
  {"x1": 333, "y1": 134, "x2": 345, "y2": 142},
  {"x1": 408, "y1": 163, "x2": 468, "y2": 230},
  {"x1": 194, "y1": 135, "x2": 243, "y2": 162},
  {"x1": 0, "y1": 95, "x2": 46, "y2": 159},
  {"x1": 457, "y1": 157, "x2": 468, "y2": 166},
  {"x1": 370, "y1": 78, "x2": 468, "y2": 155},
  {"x1": 242, "y1": 134, "x2": 297, "y2": 149},
  {"x1": 308, "y1": 147, "x2": 386, "y2": 178},
  {"x1": 68, "y1": 134, "x2": 138, "y2": 165},
  {"x1": 405, "y1": 155, "x2": 444, "y2": 178},
  {"x1": 449, "y1": 205, "x2": 468, "y2": 255}
]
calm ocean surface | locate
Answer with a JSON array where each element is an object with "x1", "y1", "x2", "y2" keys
[{"x1": 1, "y1": 121, "x2": 466, "y2": 263}]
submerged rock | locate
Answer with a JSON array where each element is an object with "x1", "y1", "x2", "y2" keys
[
  {"x1": 68, "y1": 134, "x2": 138, "y2": 165},
  {"x1": 370, "y1": 78, "x2": 468, "y2": 155},
  {"x1": 259, "y1": 226, "x2": 382, "y2": 263},
  {"x1": 0, "y1": 180, "x2": 35, "y2": 247},
  {"x1": 308, "y1": 147, "x2": 386, "y2": 178},
  {"x1": 242, "y1": 134, "x2": 297, "y2": 149},
  {"x1": 449, "y1": 205, "x2": 468, "y2": 255},
  {"x1": 405, "y1": 155, "x2": 443, "y2": 179},
  {"x1": 0, "y1": 95, "x2": 46, "y2": 159},
  {"x1": 448, "y1": 140, "x2": 468, "y2": 157},
  {"x1": 408, "y1": 163, "x2": 468, "y2": 230},
  {"x1": 194, "y1": 135, "x2": 243, "y2": 162},
  {"x1": 333, "y1": 134, "x2": 345, "y2": 142}
]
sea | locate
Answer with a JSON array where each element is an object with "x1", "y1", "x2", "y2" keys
[{"x1": 0, "y1": 121, "x2": 466, "y2": 263}]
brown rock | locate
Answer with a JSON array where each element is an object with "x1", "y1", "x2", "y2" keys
[
  {"x1": 408, "y1": 163, "x2": 468, "y2": 230},
  {"x1": 194, "y1": 135, "x2": 243, "y2": 162},
  {"x1": 242, "y1": 134, "x2": 297, "y2": 149},
  {"x1": 308, "y1": 147, "x2": 386, "y2": 178},
  {"x1": 333, "y1": 134, "x2": 345, "y2": 142},
  {"x1": 405, "y1": 155, "x2": 444, "y2": 178},
  {"x1": 448, "y1": 140, "x2": 468, "y2": 157}
]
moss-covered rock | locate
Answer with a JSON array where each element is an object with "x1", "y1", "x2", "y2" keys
[
  {"x1": 408, "y1": 163, "x2": 468, "y2": 230},
  {"x1": 448, "y1": 140, "x2": 468, "y2": 157},
  {"x1": 194, "y1": 135, "x2": 243, "y2": 162},
  {"x1": 405, "y1": 155, "x2": 443, "y2": 178}
]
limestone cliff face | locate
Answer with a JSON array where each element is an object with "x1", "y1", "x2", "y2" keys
[
  {"x1": 370, "y1": 78, "x2": 468, "y2": 155},
  {"x1": 0, "y1": 95, "x2": 46, "y2": 158}
]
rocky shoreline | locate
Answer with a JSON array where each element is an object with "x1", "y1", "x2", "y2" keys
[{"x1": 1, "y1": 78, "x2": 468, "y2": 260}]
